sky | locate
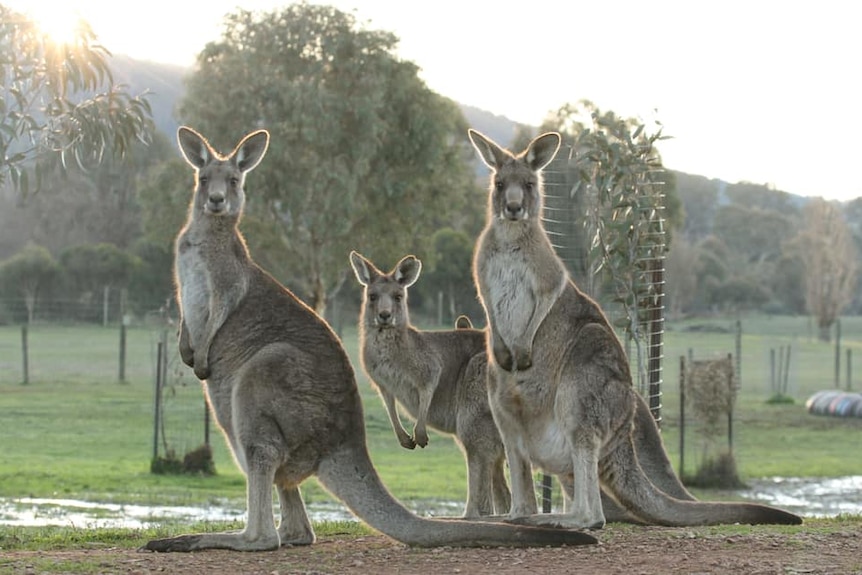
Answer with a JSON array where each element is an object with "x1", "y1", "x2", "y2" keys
[{"x1": 10, "y1": 0, "x2": 862, "y2": 201}]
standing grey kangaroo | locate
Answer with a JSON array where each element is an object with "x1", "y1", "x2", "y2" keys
[
  {"x1": 145, "y1": 126, "x2": 597, "y2": 552},
  {"x1": 468, "y1": 128, "x2": 802, "y2": 529},
  {"x1": 349, "y1": 251, "x2": 510, "y2": 517}
]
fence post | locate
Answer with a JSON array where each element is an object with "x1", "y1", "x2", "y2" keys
[
  {"x1": 727, "y1": 353, "x2": 734, "y2": 453},
  {"x1": 846, "y1": 348, "x2": 852, "y2": 391},
  {"x1": 679, "y1": 355, "x2": 685, "y2": 479},
  {"x1": 541, "y1": 474, "x2": 553, "y2": 513},
  {"x1": 153, "y1": 340, "x2": 164, "y2": 461},
  {"x1": 21, "y1": 324, "x2": 29, "y2": 385},
  {"x1": 118, "y1": 321, "x2": 127, "y2": 383}
]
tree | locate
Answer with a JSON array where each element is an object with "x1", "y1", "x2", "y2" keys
[
  {"x1": 0, "y1": 132, "x2": 173, "y2": 259},
  {"x1": 0, "y1": 5, "x2": 153, "y2": 195},
  {"x1": 664, "y1": 236, "x2": 699, "y2": 318},
  {"x1": 177, "y1": 4, "x2": 476, "y2": 315},
  {"x1": 0, "y1": 242, "x2": 58, "y2": 323},
  {"x1": 787, "y1": 199, "x2": 858, "y2": 341},
  {"x1": 58, "y1": 242, "x2": 140, "y2": 323},
  {"x1": 415, "y1": 227, "x2": 482, "y2": 325}
]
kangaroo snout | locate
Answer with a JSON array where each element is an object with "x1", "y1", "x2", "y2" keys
[
  {"x1": 376, "y1": 309, "x2": 393, "y2": 326},
  {"x1": 503, "y1": 201, "x2": 524, "y2": 219},
  {"x1": 206, "y1": 192, "x2": 227, "y2": 214},
  {"x1": 501, "y1": 187, "x2": 527, "y2": 220}
]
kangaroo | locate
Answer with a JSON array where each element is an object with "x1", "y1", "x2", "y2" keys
[
  {"x1": 145, "y1": 126, "x2": 597, "y2": 552},
  {"x1": 349, "y1": 251, "x2": 510, "y2": 517},
  {"x1": 351, "y1": 254, "x2": 696, "y2": 524},
  {"x1": 468, "y1": 128, "x2": 802, "y2": 529}
]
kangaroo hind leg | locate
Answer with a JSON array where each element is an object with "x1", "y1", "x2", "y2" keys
[{"x1": 276, "y1": 484, "x2": 316, "y2": 546}]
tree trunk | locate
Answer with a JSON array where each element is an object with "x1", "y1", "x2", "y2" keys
[{"x1": 818, "y1": 322, "x2": 832, "y2": 342}]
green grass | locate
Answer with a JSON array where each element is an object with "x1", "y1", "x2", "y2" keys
[{"x1": 0, "y1": 315, "x2": 860, "y2": 518}]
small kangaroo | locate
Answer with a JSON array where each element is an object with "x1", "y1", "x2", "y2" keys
[
  {"x1": 468, "y1": 128, "x2": 802, "y2": 529},
  {"x1": 350, "y1": 251, "x2": 510, "y2": 517},
  {"x1": 145, "y1": 126, "x2": 597, "y2": 552}
]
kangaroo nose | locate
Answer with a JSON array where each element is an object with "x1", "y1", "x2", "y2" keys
[
  {"x1": 378, "y1": 310, "x2": 391, "y2": 322},
  {"x1": 505, "y1": 202, "x2": 523, "y2": 218}
]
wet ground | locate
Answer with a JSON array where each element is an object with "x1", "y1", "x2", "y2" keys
[{"x1": 1, "y1": 476, "x2": 859, "y2": 528}]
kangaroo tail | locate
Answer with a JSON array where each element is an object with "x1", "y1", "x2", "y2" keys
[
  {"x1": 316, "y1": 443, "x2": 597, "y2": 548},
  {"x1": 602, "y1": 437, "x2": 802, "y2": 526},
  {"x1": 631, "y1": 393, "x2": 695, "y2": 501}
]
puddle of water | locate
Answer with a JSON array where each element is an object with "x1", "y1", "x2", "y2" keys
[
  {"x1": 740, "y1": 475, "x2": 862, "y2": 518},
  {"x1": 1, "y1": 477, "x2": 858, "y2": 528},
  {"x1": 0, "y1": 497, "x2": 457, "y2": 529}
]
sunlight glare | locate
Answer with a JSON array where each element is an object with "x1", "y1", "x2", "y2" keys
[{"x1": 25, "y1": 4, "x2": 87, "y2": 46}]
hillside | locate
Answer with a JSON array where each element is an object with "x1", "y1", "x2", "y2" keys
[{"x1": 108, "y1": 55, "x2": 830, "y2": 241}]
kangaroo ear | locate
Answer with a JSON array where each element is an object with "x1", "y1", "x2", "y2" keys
[
  {"x1": 468, "y1": 129, "x2": 511, "y2": 171},
  {"x1": 525, "y1": 132, "x2": 561, "y2": 171},
  {"x1": 177, "y1": 126, "x2": 212, "y2": 169},
  {"x1": 234, "y1": 130, "x2": 270, "y2": 173},
  {"x1": 349, "y1": 251, "x2": 377, "y2": 286},
  {"x1": 394, "y1": 255, "x2": 421, "y2": 287}
]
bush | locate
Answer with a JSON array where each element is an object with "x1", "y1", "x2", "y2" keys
[
  {"x1": 683, "y1": 451, "x2": 746, "y2": 489},
  {"x1": 150, "y1": 444, "x2": 215, "y2": 476}
]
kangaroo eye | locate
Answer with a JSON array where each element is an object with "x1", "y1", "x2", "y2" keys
[
  {"x1": 495, "y1": 181, "x2": 503, "y2": 192},
  {"x1": 199, "y1": 176, "x2": 209, "y2": 186},
  {"x1": 393, "y1": 294, "x2": 403, "y2": 302},
  {"x1": 368, "y1": 293, "x2": 378, "y2": 302},
  {"x1": 230, "y1": 177, "x2": 239, "y2": 187},
  {"x1": 525, "y1": 182, "x2": 534, "y2": 192}
]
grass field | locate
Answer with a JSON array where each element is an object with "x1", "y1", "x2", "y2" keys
[{"x1": 0, "y1": 314, "x2": 861, "y2": 516}]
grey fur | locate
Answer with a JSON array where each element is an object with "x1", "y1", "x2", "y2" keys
[
  {"x1": 144, "y1": 127, "x2": 597, "y2": 552},
  {"x1": 468, "y1": 128, "x2": 802, "y2": 529},
  {"x1": 350, "y1": 251, "x2": 510, "y2": 517}
]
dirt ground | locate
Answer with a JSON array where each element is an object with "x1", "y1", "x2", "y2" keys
[{"x1": 4, "y1": 524, "x2": 862, "y2": 575}]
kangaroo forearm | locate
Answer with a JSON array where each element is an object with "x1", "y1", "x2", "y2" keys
[{"x1": 178, "y1": 321, "x2": 194, "y2": 367}]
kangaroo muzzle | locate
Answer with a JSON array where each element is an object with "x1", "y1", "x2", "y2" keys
[{"x1": 501, "y1": 186, "x2": 527, "y2": 220}]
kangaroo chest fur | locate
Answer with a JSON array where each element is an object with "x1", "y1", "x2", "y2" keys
[
  {"x1": 175, "y1": 223, "x2": 248, "y2": 349},
  {"x1": 480, "y1": 232, "x2": 535, "y2": 344},
  {"x1": 478, "y1": 223, "x2": 565, "y2": 347}
]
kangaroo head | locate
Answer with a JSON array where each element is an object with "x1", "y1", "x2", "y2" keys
[
  {"x1": 468, "y1": 129, "x2": 561, "y2": 223},
  {"x1": 177, "y1": 126, "x2": 270, "y2": 221},
  {"x1": 350, "y1": 251, "x2": 421, "y2": 330}
]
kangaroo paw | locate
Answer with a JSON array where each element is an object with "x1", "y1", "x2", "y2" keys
[
  {"x1": 493, "y1": 347, "x2": 514, "y2": 372},
  {"x1": 399, "y1": 437, "x2": 417, "y2": 450},
  {"x1": 513, "y1": 348, "x2": 533, "y2": 371},
  {"x1": 413, "y1": 431, "x2": 429, "y2": 448}
]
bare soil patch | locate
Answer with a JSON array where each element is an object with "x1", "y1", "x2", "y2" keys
[{"x1": 4, "y1": 524, "x2": 861, "y2": 575}]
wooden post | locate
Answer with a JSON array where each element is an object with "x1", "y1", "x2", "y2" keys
[
  {"x1": 541, "y1": 474, "x2": 553, "y2": 513},
  {"x1": 727, "y1": 353, "x2": 734, "y2": 452},
  {"x1": 118, "y1": 322, "x2": 127, "y2": 383},
  {"x1": 846, "y1": 348, "x2": 852, "y2": 391},
  {"x1": 153, "y1": 340, "x2": 164, "y2": 461},
  {"x1": 679, "y1": 356, "x2": 685, "y2": 479},
  {"x1": 21, "y1": 324, "x2": 29, "y2": 385}
]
